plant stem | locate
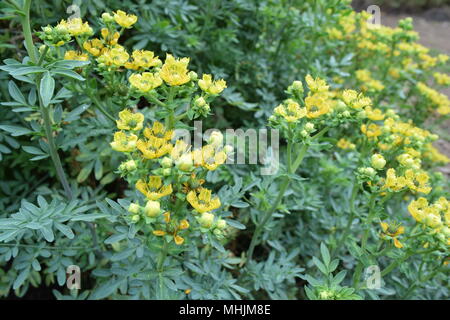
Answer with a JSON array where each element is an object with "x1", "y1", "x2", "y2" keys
[
  {"x1": 90, "y1": 94, "x2": 116, "y2": 122},
  {"x1": 20, "y1": 0, "x2": 37, "y2": 64},
  {"x1": 157, "y1": 239, "x2": 169, "y2": 271},
  {"x1": 19, "y1": 0, "x2": 73, "y2": 200},
  {"x1": 247, "y1": 127, "x2": 328, "y2": 260},
  {"x1": 334, "y1": 183, "x2": 359, "y2": 255}
]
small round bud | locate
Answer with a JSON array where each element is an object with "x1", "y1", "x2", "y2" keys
[
  {"x1": 208, "y1": 131, "x2": 223, "y2": 147},
  {"x1": 162, "y1": 168, "x2": 172, "y2": 176},
  {"x1": 305, "y1": 122, "x2": 315, "y2": 132},
  {"x1": 161, "y1": 157, "x2": 173, "y2": 168},
  {"x1": 101, "y1": 12, "x2": 114, "y2": 23},
  {"x1": 342, "y1": 110, "x2": 350, "y2": 117},
  {"x1": 128, "y1": 203, "x2": 141, "y2": 214},
  {"x1": 216, "y1": 218, "x2": 227, "y2": 230},
  {"x1": 334, "y1": 100, "x2": 347, "y2": 111},
  {"x1": 357, "y1": 110, "x2": 367, "y2": 119},
  {"x1": 144, "y1": 200, "x2": 161, "y2": 218},
  {"x1": 198, "y1": 212, "x2": 215, "y2": 228},
  {"x1": 223, "y1": 145, "x2": 234, "y2": 154},
  {"x1": 371, "y1": 154, "x2": 386, "y2": 170},
  {"x1": 189, "y1": 71, "x2": 198, "y2": 81},
  {"x1": 300, "y1": 130, "x2": 308, "y2": 137},
  {"x1": 177, "y1": 153, "x2": 193, "y2": 171},
  {"x1": 120, "y1": 160, "x2": 137, "y2": 171},
  {"x1": 131, "y1": 215, "x2": 140, "y2": 223}
]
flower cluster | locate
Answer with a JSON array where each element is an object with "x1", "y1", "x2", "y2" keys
[{"x1": 110, "y1": 109, "x2": 232, "y2": 245}]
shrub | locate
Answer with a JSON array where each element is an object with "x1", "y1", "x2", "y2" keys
[{"x1": 0, "y1": 0, "x2": 448, "y2": 300}]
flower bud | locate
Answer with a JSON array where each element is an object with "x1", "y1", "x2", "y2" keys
[
  {"x1": 301, "y1": 130, "x2": 308, "y2": 137},
  {"x1": 120, "y1": 160, "x2": 137, "y2": 171},
  {"x1": 161, "y1": 157, "x2": 173, "y2": 168},
  {"x1": 162, "y1": 168, "x2": 172, "y2": 176},
  {"x1": 357, "y1": 110, "x2": 366, "y2": 119},
  {"x1": 177, "y1": 153, "x2": 193, "y2": 171},
  {"x1": 189, "y1": 71, "x2": 198, "y2": 81},
  {"x1": 342, "y1": 111, "x2": 350, "y2": 117},
  {"x1": 198, "y1": 212, "x2": 215, "y2": 228},
  {"x1": 128, "y1": 203, "x2": 141, "y2": 214},
  {"x1": 101, "y1": 12, "x2": 114, "y2": 23},
  {"x1": 131, "y1": 215, "x2": 140, "y2": 223},
  {"x1": 216, "y1": 218, "x2": 227, "y2": 230},
  {"x1": 208, "y1": 131, "x2": 223, "y2": 147},
  {"x1": 223, "y1": 145, "x2": 234, "y2": 154},
  {"x1": 144, "y1": 200, "x2": 161, "y2": 218},
  {"x1": 305, "y1": 122, "x2": 315, "y2": 132},
  {"x1": 371, "y1": 154, "x2": 386, "y2": 170}
]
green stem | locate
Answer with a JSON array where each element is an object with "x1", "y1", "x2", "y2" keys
[
  {"x1": 247, "y1": 127, "x2": 328, "y2": 260},
  {"x1": 334, "y1": 183, "x2": 359, "y2": 255},
  {"x1": 20, "y1": 0, "x2": 37, "y2": 64},
  {"x1": 20, "y1": 0, "x2": 72, "y2": 200},
  {"x1": 157, "y1": 239, "x2": 169, "y2": 271},
  {"x1": 90, "y1": 94, "x2": 116, "y2": 122}
]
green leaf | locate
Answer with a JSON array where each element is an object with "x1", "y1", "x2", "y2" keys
[
  {"x1": 13, "y1": 269, "x2": 30, "y2": 290},
  {"x1": 55, "y1": 223, "x2": 74, "y2": 239},
  {"x1": 51, "y1": 60, "x2": 90, "y2": 69},
  {"x1": 40, "y1": 71, "x2": 55, "y2": 107},
  {"x1": 0, "y1": 125, "x2": 32, "y2": 136},
  {"x1": 312, "y1": 256, "x2": 328, "y2": 275},
  {"x1": 8, "y1": 81, "x2": 27, "y2": 105},
  {"x1": 22, "y1": 146, "x2": 46, "y2": 155},
  {"x1": 320, "y1": 242, "x2": 331, "y2": 267},
  {"x1": 10, "y1": 66, "x2": 46, "y2": 77},
  {"x1": 51, "y1": 68, "x2": 85, "y2": 81}
]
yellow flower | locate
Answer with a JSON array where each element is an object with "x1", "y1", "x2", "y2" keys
[
  {"x1": 192, "y1": 144, "x2": 227, "y2": 171},
  {"x1": 110, "y1": 131, "x2": 138, "y2": 152},
  {"x1": 171, "y1": 140, "x2": 190, "y2": 160},
  {"x1": 125, "y1": 50, "x2": 162, "y2": 70},
  {"x1": 433, "y1": 72, "x2": 450, "y2": 86},
  {"x1": 116, "y1": 109, "x2": 144, "y2": 131},
  {"x1": 100, "y1": 28, "x2": 120, "y2": 45},
  {"x1": 98, "y1": 45, "x2": 129, "y2": 67},
  {"x1": 361, "y1": 123, "x2": 382, "y2": 139},
  {"x1": 179, "y1": 219, "x2": 189, "y2": 230},
  {"x1": 187, "y1": 188, "x2": 221, "y2": 213},
  {"x1": 136, "y1": 176, "x2": 173, "y2": 200},
  {"x1": 274, "y1": 100, "x2": 306, "y2": 122},
  {"x1": 153, "y1": 230, "x2": 166, "y2": 236},
  {"x1": 408, "y1": 197, "x2": 429, "y2": 223},
  {"x1": 136, "y1": 136, "x2": 173, "y2": 159},
  {"x1": 143, "y1": 121, "x2": 173, "y2": 143},
  {"x1": 365, "y1": 106, "x2": 385, "y2": 121},
  {"x1": 129, "y1": 72, "x2": 163, "y2": 92},
  {"x1": 305, "y1": 94, "x2": 331, "y2": 118},
  {"x1": 337, "y1": 138, "x2": 355, "y2": 150},
  {"x1": 57, "y1": 18, "x2": 93, "y2": 37},
  {"x1": 380, "y1": 222, "x2": 405, "y2": 248},
  {"x1": 113, "y1": 10, "x2": 138, "y2": 28},
  {"x1": 341, "y1": 90, "x2": 358, "y2": 106},
  {"x1": 382, "y1": 168, "x2": 406, "y2": 192},
  {"x1": 174, "y1": 235, "x2": 184, "y2": 245},
  {"x1": 83, "y1": 39, "x2": 104, "y2": 56},
  {"x1": 198, "y1": 74, "x2": 227, "y2": 95},
  {"x1": 305, "y1": 75, "x2": 329, "y2": 93},
  {"x1": 160, "y1": 54, "x2": 190, "y2": 86},
  {"x1": 64, "y1": 50, "x2": 88, "y2": 61},
  {"x1": 404, "y1": 169, "x2": 431, "y2": 194}
]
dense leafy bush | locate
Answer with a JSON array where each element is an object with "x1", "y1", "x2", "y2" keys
[{"x1": 0, "y1": 0, "x2": 449, "y2": 300}]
